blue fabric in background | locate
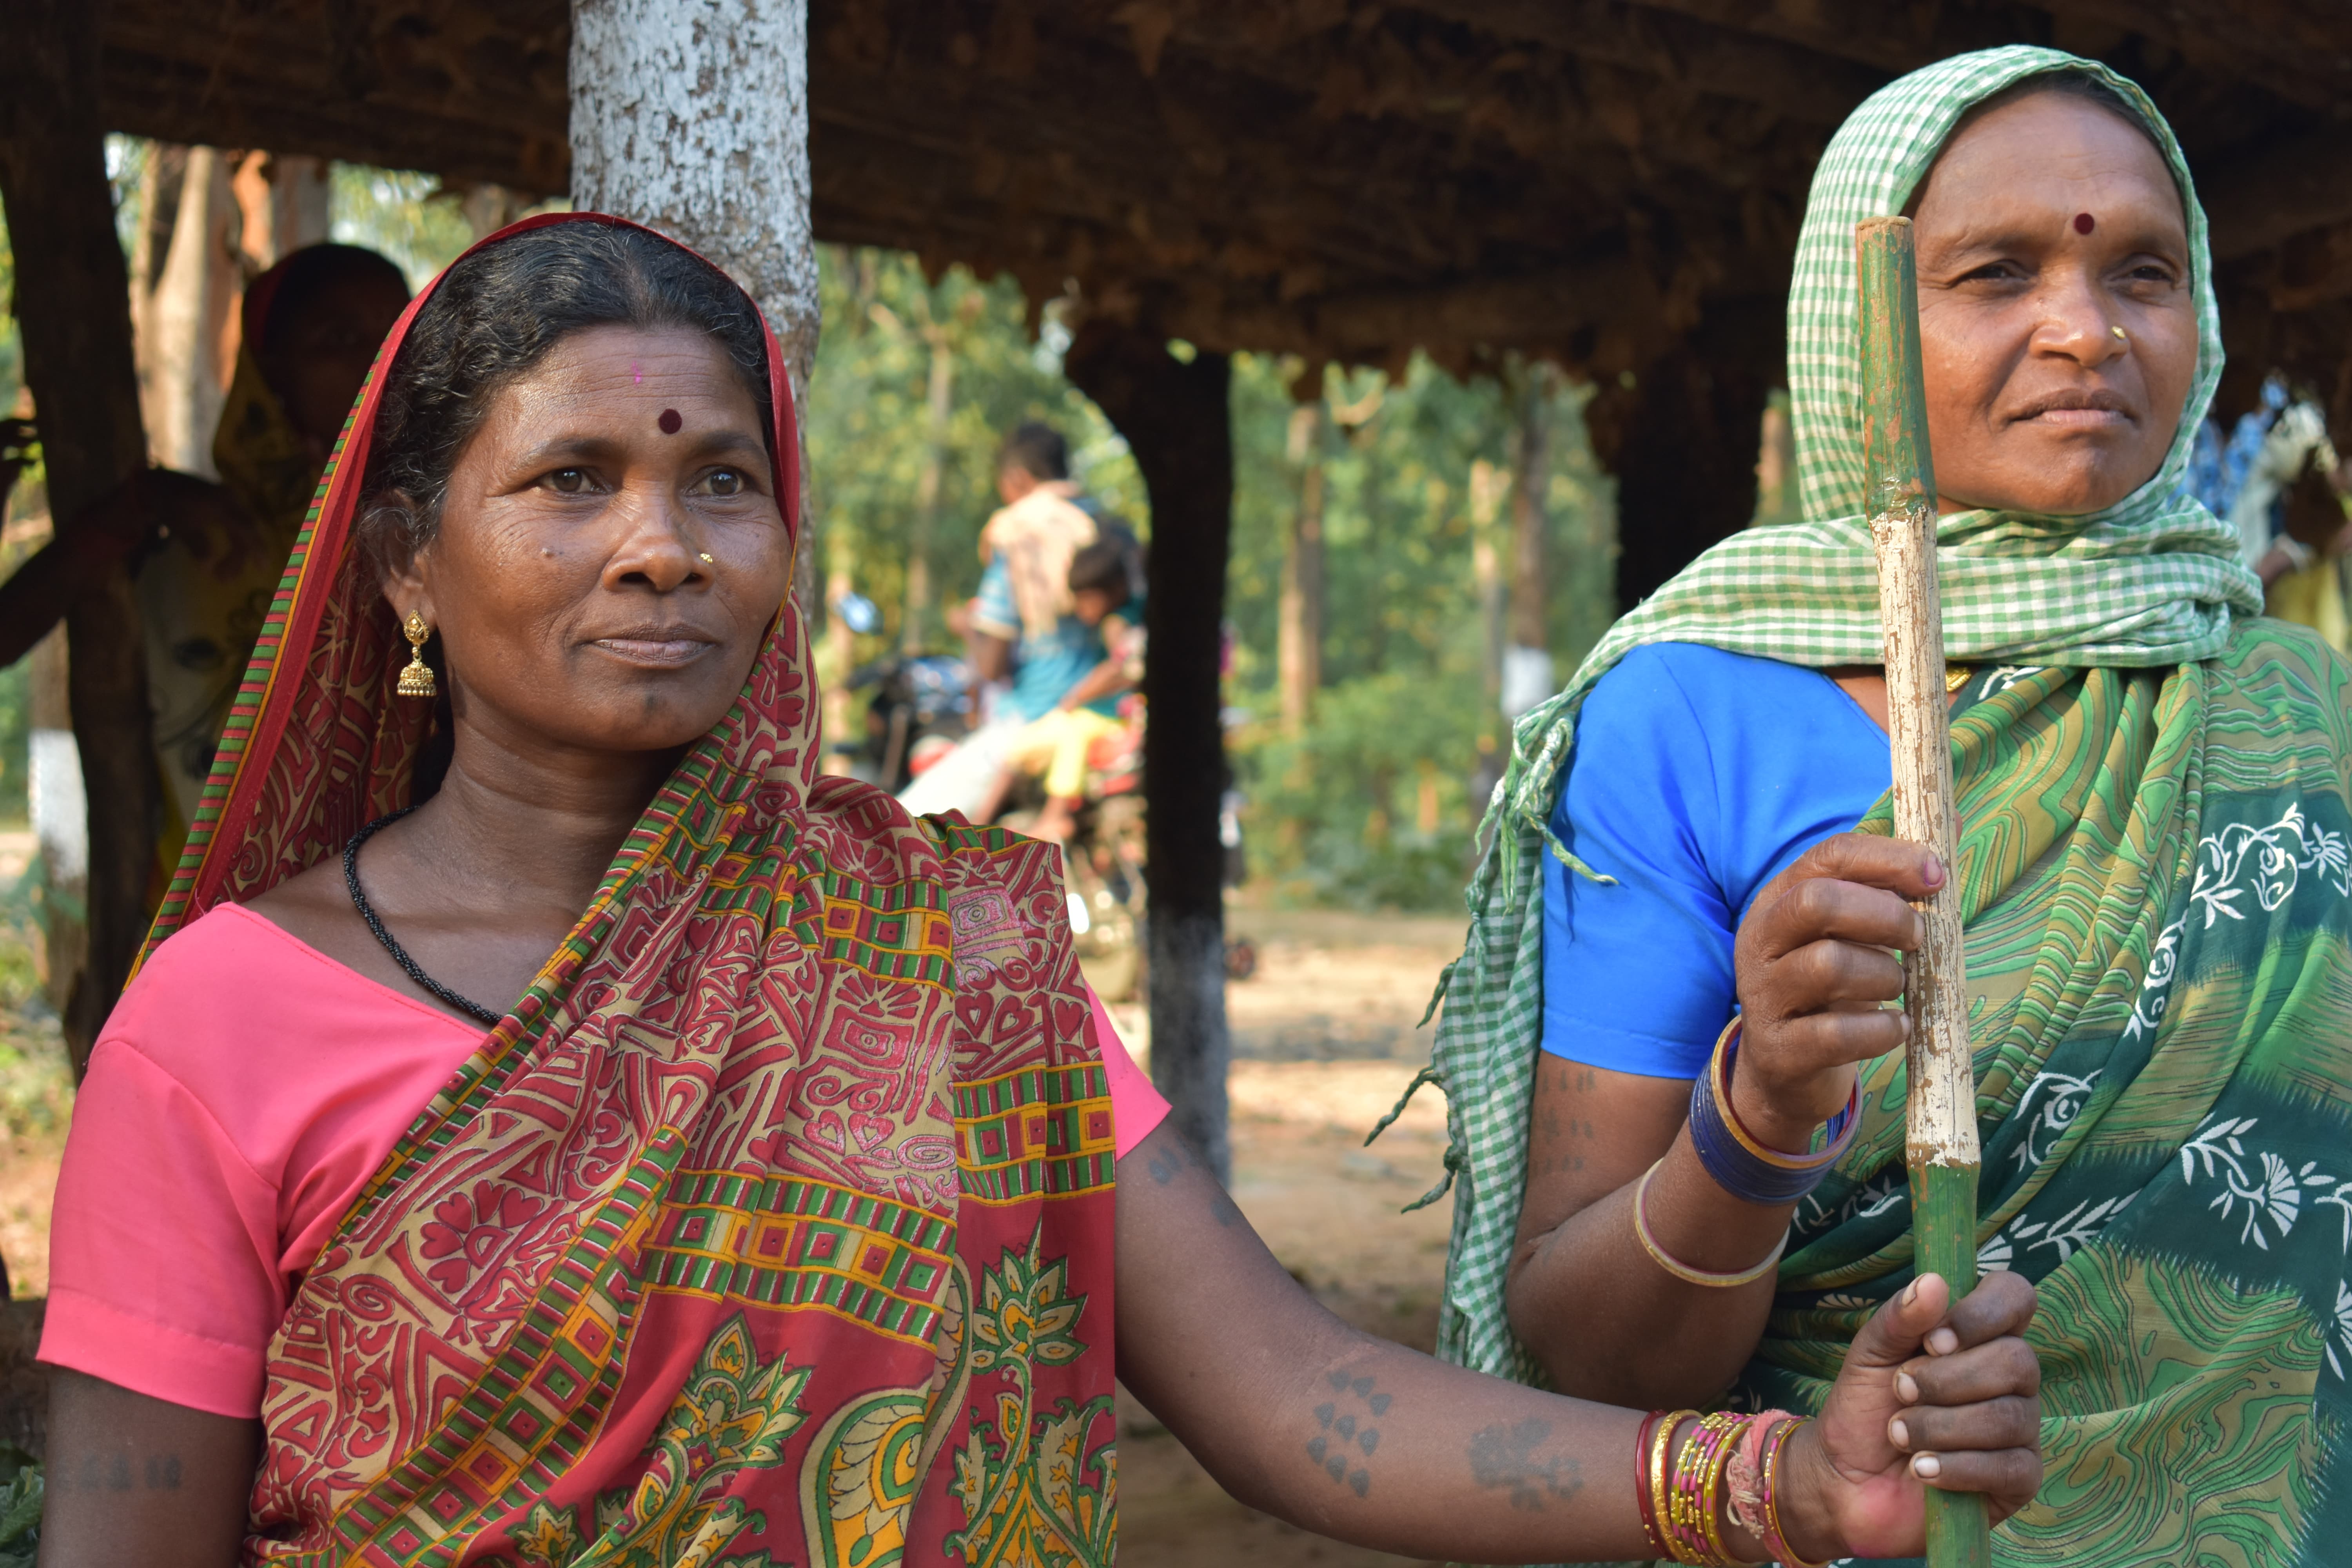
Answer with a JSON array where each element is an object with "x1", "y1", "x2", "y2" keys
[
  {"x1": 972, "y1": 556, "x2": 1110, "y2": 721},
  {"x1": 1539, "y1": 642, "x2": 1891, "y2": 1079}
]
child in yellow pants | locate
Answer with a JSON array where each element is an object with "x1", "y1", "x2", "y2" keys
[{"x1": 1009, "y1": 538, "x2": 1142, "y2": 841}]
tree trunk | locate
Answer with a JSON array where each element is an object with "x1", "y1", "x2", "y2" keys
[
  {"x1": 569, "y1": 0, "x2": 818, "y2": 396},
  {"x1": 1277, "y1": 399, "x2": 1325, "y2": 735},
  {"x1": 1064, "y1": 323, "x2": 1235, "y2": 1180},
  {"x1": 1470, "y1": 457, "x2": 1507, "y2": 711},
  {"x1": 0, "y1": 0, "x2": 163, "y2": 1078},
  {"x1": 903, "y1": 324, "x2": 953, "y2": 652},
  {"x1": 1501, "y1": 363, "x2": 1553, "y2": 720},
  {"x1": 233, "y1": 152, "x2": 333, "y2": 272},
  {"x1": 571, "y1": 0, "x2": 818, "y2": 628},
  {"x1": 139, "y1": 145, "x2": 241, "y2": 480}
]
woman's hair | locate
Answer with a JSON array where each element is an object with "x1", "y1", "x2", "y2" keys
[
  {"x1": 1068, "y1": 538, "x2": 1132, "y2": 599},
  {"x1": 250, "y1": 243, "x2": 410, "y2": 358},
  {"x1": 358, "y1": 222, "x2": 774, "y2": 570}
]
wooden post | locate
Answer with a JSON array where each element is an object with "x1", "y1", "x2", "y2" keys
[
  {"x1": 1857, "y1": 214, "x2": 1988, "y2": 1568},
  {"x1": 0, "y1": 0, "x2": 163, "y2": 1077},
  {"x1": 1064, "y1": 322, "x2": 1236, "y2": 1180}
]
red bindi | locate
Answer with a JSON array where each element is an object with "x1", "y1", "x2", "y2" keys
[
  {"x1": 658, "y1": 408, "x2": 682, "y2": 434},
  {"x1": 2073, "y1": 212, "x2": 2095, "y2": 235}
]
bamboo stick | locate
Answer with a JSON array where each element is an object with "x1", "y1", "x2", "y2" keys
[{"x1": 1854, "y1": 215, "x2": 1989, "y2": 1568}]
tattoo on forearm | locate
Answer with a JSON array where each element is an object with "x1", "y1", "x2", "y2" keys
[
  {"x1": 1307, "y1": 1369, "x2": 1392, "y2": 1498},
  {"x1": 1531, "y1": 1065, "x2": 1597, "y2": 1177},
  {"x1": 56, "y1": 1452, "x2": 182, "y2": 1492},
  {"x1": 1466, "y1": 1419, "x2": 1582, "y2": 1511}
]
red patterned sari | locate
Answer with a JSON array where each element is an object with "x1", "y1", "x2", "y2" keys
[{"x1": 136, "y1": 213, "x2": 1120, "y2": 1568}]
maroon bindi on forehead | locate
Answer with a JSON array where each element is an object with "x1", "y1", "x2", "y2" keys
[
  {"x1": 2073, "y1": 212, "x2": 2095, "y2": 235},
  {"x1": 658, "y1": 408, "x2": 683, "y2": 434}
]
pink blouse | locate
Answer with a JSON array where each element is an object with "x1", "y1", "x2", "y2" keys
[{"x1": 39, "y1": 902, "x2": 1168, "y2": 1419}]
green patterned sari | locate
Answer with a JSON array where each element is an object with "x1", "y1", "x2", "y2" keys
[{"x1": 1738, "y1": 625, "x2": 2352, "y2": 1564}]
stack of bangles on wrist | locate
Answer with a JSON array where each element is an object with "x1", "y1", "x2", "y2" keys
[
  {"x1": 1633, "y1": 1408, "x2": 1830, "y2": 1568},
  {"x1": 1634, "y1": 1018, "x2": 1860, "y2": 1287}
]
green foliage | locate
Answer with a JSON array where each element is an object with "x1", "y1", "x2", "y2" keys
[
  {"x1": 328, "y1": 167, "x2": 486, "y2": 289},
  {"x1": 1225, "y1": 354, "x2": 1615, "y2": 909},
  {"x1": 0, "y1": 1449, "x2": 37, "y2": 1568},
  {"x1": 0, "y1": 862, "x2": 68, "y2": 1149},
  {"x1": 804, "y1": 248, "x2": 1142, "y2": 653},
  {"x1": 1247, "y1": 668, "x2": 1491, "y2": 908}
]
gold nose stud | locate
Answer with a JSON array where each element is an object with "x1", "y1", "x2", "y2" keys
[
  {"x1": 698, "y1": 552, "x2": 715, "y2": 563},
  {"x1": 2111, "y1": 325, "x2": 2128, "y2": 342}
]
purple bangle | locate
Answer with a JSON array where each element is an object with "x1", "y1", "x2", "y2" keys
[{"x1": 1688, "y1": 1018, "x2": 1857, "y2": 1207}]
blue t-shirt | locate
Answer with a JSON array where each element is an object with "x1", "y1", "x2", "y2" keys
[
  {"x1": 973, "y1": 557, "x2": 1113, "y2": 722},
  {"x1": 1539, "y1": 643, "x2": 1891, "y2": 1079}
]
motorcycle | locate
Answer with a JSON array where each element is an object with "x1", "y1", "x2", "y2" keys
[{"x1": 834, "y1": 649, "x2": 973, "y2": 793}]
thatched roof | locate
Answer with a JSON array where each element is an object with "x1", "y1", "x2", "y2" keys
[{"x1": 98, "y1": 0, "x2": 2352, "y2": 395}]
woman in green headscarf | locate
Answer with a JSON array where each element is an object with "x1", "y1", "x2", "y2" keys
[{"x1": 1414, "y1": 45, "x2": 2352, "y2": 1564}]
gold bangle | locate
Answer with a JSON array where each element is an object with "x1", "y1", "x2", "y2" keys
[
  {"x1": 1633, "y1": 1159, "x2": 1788, "y2": 1288},
  {"x1": 1650, "y1": 1408, "x2": 1695, "y2": 1557}
]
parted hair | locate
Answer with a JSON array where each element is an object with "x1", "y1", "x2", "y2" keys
[{"x1": 358, "y1": 222, "x2": 774, "y2": 573}]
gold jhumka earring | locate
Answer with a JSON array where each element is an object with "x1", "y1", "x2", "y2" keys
[{"x1": 396, "y1": 612, "x2": 438, "y2": 699}]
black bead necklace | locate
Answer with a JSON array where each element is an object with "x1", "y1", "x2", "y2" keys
[{"x1": 344, "y1": 808, "x2": 503, "y2": 1027}]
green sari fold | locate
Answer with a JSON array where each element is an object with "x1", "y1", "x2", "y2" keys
[{"x1": 1739, "y1": 622, "x2": 2352, "y2": 1564}]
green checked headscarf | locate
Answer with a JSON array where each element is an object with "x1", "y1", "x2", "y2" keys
[{"x1": 1401, "y1": 45, "x2": 2352, "y2": 1568}]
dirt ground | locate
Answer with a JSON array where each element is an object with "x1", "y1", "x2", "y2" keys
[{"x1": 0, "y1": 891, "x2": 1469, "y2": 1566}]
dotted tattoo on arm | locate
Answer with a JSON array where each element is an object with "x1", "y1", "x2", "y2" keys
[
  {"x1": 60, "y1": 1452, "x2": 181, "y2": 1492},
  {"x1": 1308, "y1": 1370, "x2": 1391, "y2": 1498}
]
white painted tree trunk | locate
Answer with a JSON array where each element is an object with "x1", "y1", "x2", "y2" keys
[{"x1": 568, "y1": 0, "x2": 820, "y2": 395}]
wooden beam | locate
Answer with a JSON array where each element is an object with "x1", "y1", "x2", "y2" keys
[
  {"x1": 0, "y1": 0, "x2": 163, "y2": 1074},
  {"x1": 101, "y1": 0, "x2": 571, "y2": 196},
  {"x1": 1400, "y1": 0, "x2": 1889, "y2": 124},
  {"x1": 1063, "y1": 321, "x2": 1236, "y2": 1181}
]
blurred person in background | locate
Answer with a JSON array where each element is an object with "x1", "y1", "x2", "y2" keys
[
  {"x1": 0, "y1": 243, "x2": 412, "y2": 878},
  {"x1": 900, "y1": 420, "x2": 1115, "y2": 820},
  {"x1": 995, "y1": 536, "x2": 1145, "y2": 841},
  {"x1": 2187, "y1": 373, "x2": 2352, "y2": 644}
]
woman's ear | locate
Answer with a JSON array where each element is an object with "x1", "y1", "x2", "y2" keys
[{"x1": 366, "y1": 492, "x2": 433, "y2": 624}]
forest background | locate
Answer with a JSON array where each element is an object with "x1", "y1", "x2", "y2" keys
[{"x1": 0, "y1": 150, "x2": 1640, "y2": 916}]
